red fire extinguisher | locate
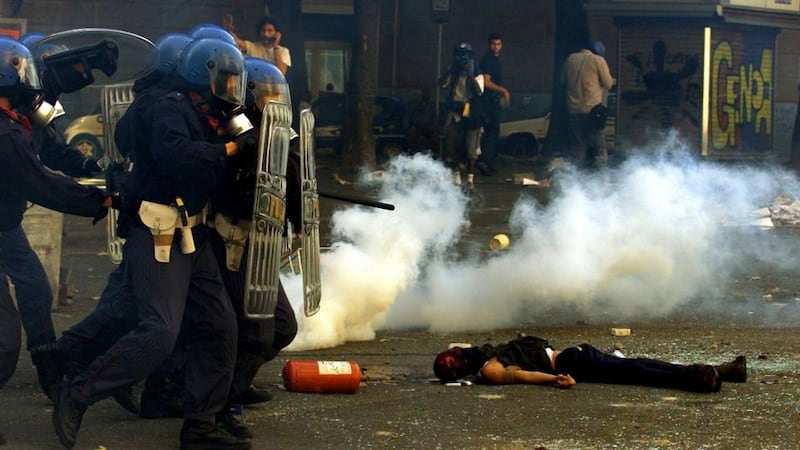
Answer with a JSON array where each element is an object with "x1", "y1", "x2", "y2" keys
[{"x1": 282, "y1": 360, "x2": 363, "y2": 394}]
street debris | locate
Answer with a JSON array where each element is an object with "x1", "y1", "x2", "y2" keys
[{"x1": 489, "y1": 233, "x2": 510, "y2": 250}]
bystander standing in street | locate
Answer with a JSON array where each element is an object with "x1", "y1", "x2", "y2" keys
[
  {"x1": 478, "y1": 32, "x2": 510, "y2": 174},
  {"x1": 223, "y1": 14, "x2": 291, "y2": 76},
  {"x1": 562, "y1": 40, "x2": 614, "y2": 169}
]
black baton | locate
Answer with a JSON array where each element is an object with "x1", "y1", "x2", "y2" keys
[{"x1": 318, "y1": 190, "x2": 395, "y2": 211}]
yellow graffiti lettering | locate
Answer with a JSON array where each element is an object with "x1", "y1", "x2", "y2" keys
[
  {"x1": 711, "y1": 41, "x2": 734, "y2": 149},
  {"x1": 753, "y1": 49, "x2": 772, "y2": 135},
  {"x1": 711, "y1": 42, "x2": 773, "y2": 150}
]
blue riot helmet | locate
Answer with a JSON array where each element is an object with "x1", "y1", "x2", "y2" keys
[
  {"x1": 189, "y1": 24, "x2": 237, "y2": 46},
  {"x1": 154, "y1": 32, "x2": 192, "y2": 75},
  {"x1": 0, "y1": 37, "x2": 61, "y2": 126},
  {"x1": 19, "y1": 32, "x2": 46, "y2": 48},
  {"x1": 16, "y1": 33, "x2": 68, "y2": 120},
  {"x1": 0, "y1": 37, "x2": 42, "y2": 92},
  {"x1": 244, "y1": 57, "x2": 291, "y2": 112},
  {"x1": 177, "y1": 38, "x2": 246, "y2": 105},
  {"x1": 177, "y1": 38, "x2": 252, "y2": 135}
]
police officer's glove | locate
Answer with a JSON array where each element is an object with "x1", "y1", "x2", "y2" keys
[
  {"x1": 234, "y1": 130, "x2": 259, "y2": 159},
  {"x1": 92, "y1": 194, "x2": 123, "y2": 225},
  {"x1": 93, "y1": 195, "x2": 113, "y2": 225},
  {"x1": 82, "y1": 158, "x2": 104, "y2": 177}
]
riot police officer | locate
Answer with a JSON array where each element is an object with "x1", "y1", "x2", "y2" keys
[
  {"x1": 207, "y1": 57, "x2": 299, "y2": 414},
  {"x1": 52, "y1": 38, "x2": 253, "y2": 450},
  {"x1": 0, "y1": 37, "x2": 110, "y2": 395},
  {"x1": 31, "y1": 33, "x2": 194, "y2": 414}
]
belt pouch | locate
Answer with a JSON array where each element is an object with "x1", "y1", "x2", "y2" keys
[{"x1": 138, "y1": 201, "x2": 179, "y2": 263}]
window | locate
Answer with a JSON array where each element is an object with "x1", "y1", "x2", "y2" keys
[{"x1": 305, "y1": 41, "x2": 350, "y2": 100}]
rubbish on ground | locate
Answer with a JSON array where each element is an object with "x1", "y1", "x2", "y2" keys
[
  {"x1": 611, "y1": 327, "x2": 631, "y2": 337},
  {"x1": 448, "y1": 342, "x2": 472, "y2": 349},
  {"x1": 489, "y1": 234, "x2": 510, "y2": 250}
]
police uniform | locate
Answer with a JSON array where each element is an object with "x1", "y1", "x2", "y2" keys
[
  {"x1": 207, "y1": 126, "x2": 300, "y2": 402},
  {"x1": 0, "y1": 269, "x2": 21, "y2": 388},
  {"x1": 42, "y1": 72, "x2": 171, "y2": 380},
  {"x1": 0, "y1": 109, "x2": 107, "y2": 352},
  {"x1": 64, "y1": 89, "x2": 237, "y2": 425}
]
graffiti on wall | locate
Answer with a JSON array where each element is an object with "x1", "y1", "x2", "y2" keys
[
  {"x1": 621, "y1": 40, "x2": 702, "y2": 148},
  {"x1": 709, "y1": 30, "x2": 774, "y2": 155}
]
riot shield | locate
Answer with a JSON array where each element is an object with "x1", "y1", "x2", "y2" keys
[
  {"x1": 33, "y1": 28, "x2": 157, "y2": 86},
  {"x1": 299, "y1": 108, "x2": 322, "y2": 317},
  {"x1": 101, "y1": 83, "x2": 134, "y2": 264},
  {"x1": 243, "y1": 101, "x2": 292, "y2": 319}
]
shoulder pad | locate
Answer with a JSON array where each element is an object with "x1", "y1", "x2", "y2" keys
[{"x1": 165, "y1": 91, "x2": 185, "y2": 101}]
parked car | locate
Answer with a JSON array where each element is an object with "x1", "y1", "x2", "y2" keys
[
  {"x1": 498, "y1": 112, "x2": 550, "y2": 158},
  {"x1": 498, "y1": 92, "x2": 617, "y2": 158},
  {"x1": 311, "y1": 94, "x2": 407, "y2": 161},
  {"x1": 63, "y1": 113, "x2": 104, "y2": 159}
]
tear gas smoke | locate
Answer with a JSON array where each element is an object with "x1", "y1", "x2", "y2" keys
[{"x1": 286, "y1": 135, "x2": 800, "y2": 350}]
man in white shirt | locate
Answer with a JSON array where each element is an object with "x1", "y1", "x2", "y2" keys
[{"x1": 223, "y1": 14, "x2": 291, "y2": 75}]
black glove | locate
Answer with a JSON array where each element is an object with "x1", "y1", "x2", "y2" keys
[
  {"x1": 92, "y1": 199, "x2": 110, "y2": 225},
  {"x1": 235, "y1": 130, "x2": 259, "y2": 159},
  {"x1": 92, "y1": 193, "x2": 123, "y2": 225},
  {"x1": 82, "y1": 158, "x2": 103, "y2": 176}
]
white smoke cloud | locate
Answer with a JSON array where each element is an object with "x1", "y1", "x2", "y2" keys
[
  {"x1": 287, "y1": 137, "x2": 800, "y2": 350},
  {"x1": 287, "y1": 154, "x2": 468, "y2": 350}
]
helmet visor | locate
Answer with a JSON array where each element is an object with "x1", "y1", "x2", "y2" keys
[
  {"x1": 4, "y1": 50, "x2": 42, "y2": 91},
  {"x1": 209, "y1": 50, "x2": 246, "y2": 105},
  {"x1": 249, "y1": 79, "x2": 291, "y2": 112}
]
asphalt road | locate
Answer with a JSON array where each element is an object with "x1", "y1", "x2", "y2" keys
[{"x1": 3, "y1": 156, "x2": 800, "y2": 449}]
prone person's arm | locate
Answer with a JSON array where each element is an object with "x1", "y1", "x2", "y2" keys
[{"x1": 480, "y1": 358, "x2": 576, "y2": 388}]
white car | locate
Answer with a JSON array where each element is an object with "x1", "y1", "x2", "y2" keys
[
  {"x1": 63, "y1": 113, "x2": 104, "y2": 159},
  {"x1": 498, "y1": 112, "x2": 550, "y2": 157}
]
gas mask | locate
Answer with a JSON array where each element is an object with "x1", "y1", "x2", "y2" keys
[
  {"x1": 26, "y1": 94, "x2": 65, "y2": 127},
  {"x1": 224, "y1": 104, "x2": 254, "y2": 137}
]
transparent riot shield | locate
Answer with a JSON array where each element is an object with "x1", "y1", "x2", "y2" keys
[
  {"x1": 244, "y1": 101, "x2": 292, "y2": 319},
  {"x1": 299, "y1": 108, "x2": 322, "y2": 317},
  {"x1": 101, "y1": 83, "x2": 134, "y2": 264}
]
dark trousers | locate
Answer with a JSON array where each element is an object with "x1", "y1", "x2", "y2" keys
[
  {"x1": 554, "y1": 344, "x2": 710, "y2": 392},
  {"x1": 567, "y1": 114, "x2": 607, "y2": 168},
  {"x1": 69, "y1": 226, "x2": 237, "y2": 422},
  {"x1": 207, "y1": 227, "x2": 298, "y2": 400},
  {"x1": 0, "y1": 225, "x2": 56, "y2": 349},
  {"x1": 60, "y1": 258, "x2": 139, "y2": 369},
  {"x1": 0, "y1": 271, "x2": 21, "y2": 388},
  {"x1": 480, "y1": 100, "x2": 502, "y2": 163}
]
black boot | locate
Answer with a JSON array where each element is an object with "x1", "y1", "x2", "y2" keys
[
  {"x1": 216, "y1": 411, "x2": 253, "y2": 439},
  {"x1": 139, "y1": 372, "x2": 183, "y2": 419},
  {"x1": 694, "y1": 364, "x2": 722, "y2": 393},
  {"x1": 139, "y1": 384, "x2": 182, "y2": 419},
  {"x1": 714, "y1": 356, "x2": 747, "y2": 383},
  {"x1": 180, "y1": 419, "x2": 251, "y2": 450},
  {"x1": 52, "y1": 382, "x2": 87, "y2": 449},
  {"x1": 229, "y1": 386, "x2": 272, "y2": 406},
  {"x1": 30, "y1": 342, "x2": 69, "y2": 402}
]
